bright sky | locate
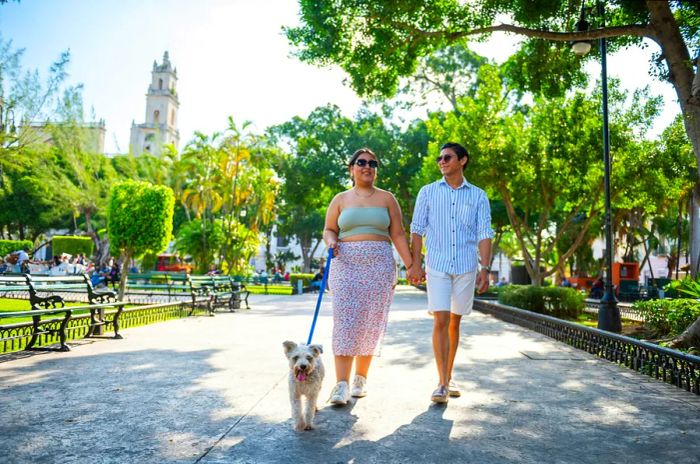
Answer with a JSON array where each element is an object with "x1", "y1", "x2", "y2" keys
[{"x1": 0, "y1": 0, "x2": 681, "y2": 154}]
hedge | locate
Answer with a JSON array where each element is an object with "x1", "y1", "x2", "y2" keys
[
  {"x1": 632, "y1": 299, "x2": 700, "y2": 337},
  {"x1": 52, "y1": 236, "x2": 94, "y2": 258},
  {"x1": 498, "y1": 285, "x2": 584, "y2": 319},
  {"x1": 290, "y1": 273, "x2": 315, "y2": 289},
  {"x1": 0, "y1": 240, "x2": 33, "y2": 258}
]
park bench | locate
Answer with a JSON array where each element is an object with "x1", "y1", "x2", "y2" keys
[
  {"x1": 126, "y1": 273, "x2": 214, "y2": 314},
  {"x1": 188, "y1": 275, "x2": 248, "y2": 311},
  {"x1": 125, "y1": 272, "x2": 179, "y2": 303},
  {"x1": 0, "y1": 307, "x2": 74, "y2": 351},
  {"x1": 0, "y1": 274, "x2": 125, "y2": 340}
]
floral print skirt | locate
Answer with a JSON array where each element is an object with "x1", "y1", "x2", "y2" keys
[{"x1": 329, "y1": 241, "x2": 396, "y2": 356}]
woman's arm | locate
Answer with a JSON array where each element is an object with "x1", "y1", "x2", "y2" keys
[
  {"x1": 323, "y1": 193, "x2": 342, "y2": 255},
  {"x1": 387, "y1": 193, "x2": 413, "y2": 270}
]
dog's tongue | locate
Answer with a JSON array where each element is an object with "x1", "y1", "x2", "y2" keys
[{"x1": 296, "y1": 372, "x2": 307, "y2": 382}]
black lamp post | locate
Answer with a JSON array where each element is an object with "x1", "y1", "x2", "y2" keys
[{"x1": 571, "y1": 1, "x2": 621, "y2": 332}]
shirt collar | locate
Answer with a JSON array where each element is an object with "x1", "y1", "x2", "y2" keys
[{"x1": 439, "y1": 177, "x2": 470, "y2": 190}]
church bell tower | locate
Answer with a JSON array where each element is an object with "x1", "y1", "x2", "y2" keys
[{"x1": 129, "y1": 51, "x2": 180, "y2": 156}]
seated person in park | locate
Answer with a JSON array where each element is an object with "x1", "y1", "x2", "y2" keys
[
  {"x1": 283, "y1": 271, "x2": 290, "y2": 281},
  {"x1": 49, "y1": 255, "x2": 70, "y2": 276},
  {"x1": 560, "y1": 276, "x2": 571, "y2": 287},
  {"x1": 107, "y1": 263, "x2": 120, "y2": 288},
  {"x1": 496, "y1": 277, "x2": 508, "y2": 287},
  {"x1": 0, "y1": 257, "x2": 8, "y2": 274},
  {"x1": 589, "y1": 277, "x2": 605, "y2": 299},
  {"x1": 90, "y1": 262, "x2": 112, "y2": 287},
  {"x1": 12, "y1": 246, "x2": 33, "y2": 273},
  {"x1": 311, "y1": 268, "x2": 324, "y2": 292},
  {"x1": 207, "y1": 264, "x2": 220, "y2": 276}
]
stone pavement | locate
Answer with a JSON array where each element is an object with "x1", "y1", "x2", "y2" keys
[{"x1": 1, "y1": 287, "x2": 699, "y2": 464}]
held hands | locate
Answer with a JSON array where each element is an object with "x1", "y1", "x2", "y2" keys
[
  {"x1": 407, "y1": 263, "x2": 425, "y2": 285},
  {"x1": 475, "y1": 269, "x2": 490, "y2": 294}
]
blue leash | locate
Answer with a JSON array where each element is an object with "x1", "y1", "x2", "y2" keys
[{"x1": 307, "y1": 248, "x2": 333, "y2": 345}]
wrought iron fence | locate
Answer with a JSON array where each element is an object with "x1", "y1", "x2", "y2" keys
[
  {"x1": 474, "y1": 299, "x2": 700, "y2": 395},
  {"x1": 0, "y1": 301, "x2": 190, "y2": 354},
  {"x1": 584, "y1": 298, "x2": 644, "y2": 321}
]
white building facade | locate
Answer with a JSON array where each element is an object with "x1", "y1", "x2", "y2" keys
[{"x1": 129, "y1": 51, "x2": 180, "y2": 156}]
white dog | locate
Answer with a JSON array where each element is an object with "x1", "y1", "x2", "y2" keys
[{"x1": 283, "y1": 340, "x2": 325, "y2": 431}]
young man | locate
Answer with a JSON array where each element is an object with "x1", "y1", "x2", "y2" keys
[{"x1": 408, "y1": 142, "x2": 493, "y2": 403}]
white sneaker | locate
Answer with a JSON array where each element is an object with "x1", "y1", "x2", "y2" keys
[
  {"x1": 329, "y1": 381, "x2": 350, "y2": 405},
  {"x1": 351, "y1": 375, "x2": 367, "y2": 398}
]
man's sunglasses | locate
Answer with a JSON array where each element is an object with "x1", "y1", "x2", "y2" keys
[
  {"x1": 353, "y1": 159, "x2": 378, "y2": 169},
  {"x1": 436, "y1": 154, "x2": 454, "y2": 163}
]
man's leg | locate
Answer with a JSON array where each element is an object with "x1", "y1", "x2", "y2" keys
[
  {"x1": 432, "y1": 311, "x2": 451, "y2": 387},
  {"x1": 446, "y1": 313, "x2": 462, "y2": 381}
]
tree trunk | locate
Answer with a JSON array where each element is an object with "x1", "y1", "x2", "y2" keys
[
  {"x1": 118, "y1": 252, "x2": 130, "y2": 302},
  {"x1": 668, "y1": 315, "x2": 700, "y2": 350},
  {"x1": 691, "y1": 186, "x2": 700, "y2": 278},
  {"x1": 647, "y1": 2, "x2": 700, "y2": 278}
]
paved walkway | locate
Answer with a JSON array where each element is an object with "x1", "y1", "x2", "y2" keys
[{"x1": 1, "y1": 287, "x2": 699, "y2": 464}]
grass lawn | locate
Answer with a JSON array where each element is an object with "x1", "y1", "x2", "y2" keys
[
  {"x1": 0, "y1": 298, "x2": 120, "y2": 324},
  {"x1": 574, "y1": 311, "x2": 653, "y2": 340},
  {"x1": 246, "y1": 285, "x2": 294, "y2": 295}
]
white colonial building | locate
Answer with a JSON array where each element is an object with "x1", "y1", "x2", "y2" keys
[{"x1": 129, "y1": 51, "x2": 180, "y2": 156}]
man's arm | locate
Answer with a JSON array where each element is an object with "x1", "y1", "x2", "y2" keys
[
  {"x1": 408, "y1": 187, "x2": 428, "y2": 284},
  {"x1": 475, "y1": 191, "x2": 494, "y2": 293},
  {"x1": 475, "y1": 238, "x2": 492, "y2": 293}
]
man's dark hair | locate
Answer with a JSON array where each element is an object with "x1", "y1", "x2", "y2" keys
[{"x1": 440, "y1": 142, "x2": 469, "y2": 171}]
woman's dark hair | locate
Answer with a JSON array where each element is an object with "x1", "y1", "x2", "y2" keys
[
  {"x1": 348, "y1": 147, "x2": 379, "y2": 167},
  {"x1": 440, "y1": 142, "x2": 469, "y2": 171}
]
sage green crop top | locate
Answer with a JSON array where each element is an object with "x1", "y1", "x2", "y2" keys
[{"x1": 338, "y1": 207, "x2": 391, "y2": 239}]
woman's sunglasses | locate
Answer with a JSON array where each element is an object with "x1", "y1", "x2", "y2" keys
[
  {"x1": 436, "y1": 154, "x2": 454, "y2": 163},
  {"x1": 353, "y1": 159, "x2": 378, "y2": 169}
]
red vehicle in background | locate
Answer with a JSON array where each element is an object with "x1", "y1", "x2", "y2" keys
[{"x1": 155, "y1": 254, "x2": 192, "y2": 273}]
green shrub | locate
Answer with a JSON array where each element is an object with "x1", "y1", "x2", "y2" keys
[
  {"x1": 0, "y1": 240, "x2": 33, "y2": 258},
  {"x1": 397, "y1": 277, "x2": 408, "y2": 285},
  {"x1": 140, "y1": 252, "x2": 158, "y2": 271},
  {"x1": 52, "y1": 236, "x2": 94, "y2": 258},
  {"x1": 290, "y1": 273, "x2": 315, "y2": 289},
  {"x1": 632, "y1": 299, "x2": 700, "y2": 337},
  {"x1": 498, "y1": 285, "x2": 584, "y2": 319}
]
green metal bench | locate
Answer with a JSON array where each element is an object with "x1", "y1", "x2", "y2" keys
[
  {"x1": 126, "y1": 273, "x2": 213, "y2": 314},
  {"x1": 0, "y1": 307, "x2": 74, "y2": 351},
  {"x1": 188, "y1": 275, "x2": 248, "y2": 311}
]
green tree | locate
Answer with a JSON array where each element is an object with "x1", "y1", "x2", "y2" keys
[
  {"x1": 174, "y1": 218, "x2": 225, "y2": 274},
  {"x1": 107, "y1": 180, "x2": 174, "y2": 299},
  {"x1": 270, "y1": 105, "x2": 427, "y2": 271},
  {"x1": 428, "y1": 66, "x2": 653, "y2": 285},
  {"x1": 286, "y1": 0, "x2": 700, "y2": 275}
]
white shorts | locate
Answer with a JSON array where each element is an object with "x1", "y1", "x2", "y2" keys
[{"x1": 426, "y1": 268, "x2": 476, "y2": 315}]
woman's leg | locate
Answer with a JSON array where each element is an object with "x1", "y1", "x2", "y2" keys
[
  {"x1": 335, "y1": 355, "x2": 354, "y2": 382},
  {"x1": 354, "y1": 355, "x2": 373, "y2": 378}
]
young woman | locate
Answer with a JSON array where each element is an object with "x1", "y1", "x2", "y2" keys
[{"x1": 323, "y1": 148, "x2": 413, "y2": 405}]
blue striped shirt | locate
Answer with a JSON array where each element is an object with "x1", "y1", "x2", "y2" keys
[{"x1": 410, "y1": 178, "x2": 494, "y2": 274}]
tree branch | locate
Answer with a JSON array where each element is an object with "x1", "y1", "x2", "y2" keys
[{"x1": 390, "y1": 21, "x2": 655, "y2": 44}]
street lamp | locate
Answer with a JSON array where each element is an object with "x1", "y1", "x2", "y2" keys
[
  {"x1": 0, "y1": 98, "x2": 18, "y2": 147},
  {"x1": 571, "y1": 1, "x2": 621, "y2": 333}
]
